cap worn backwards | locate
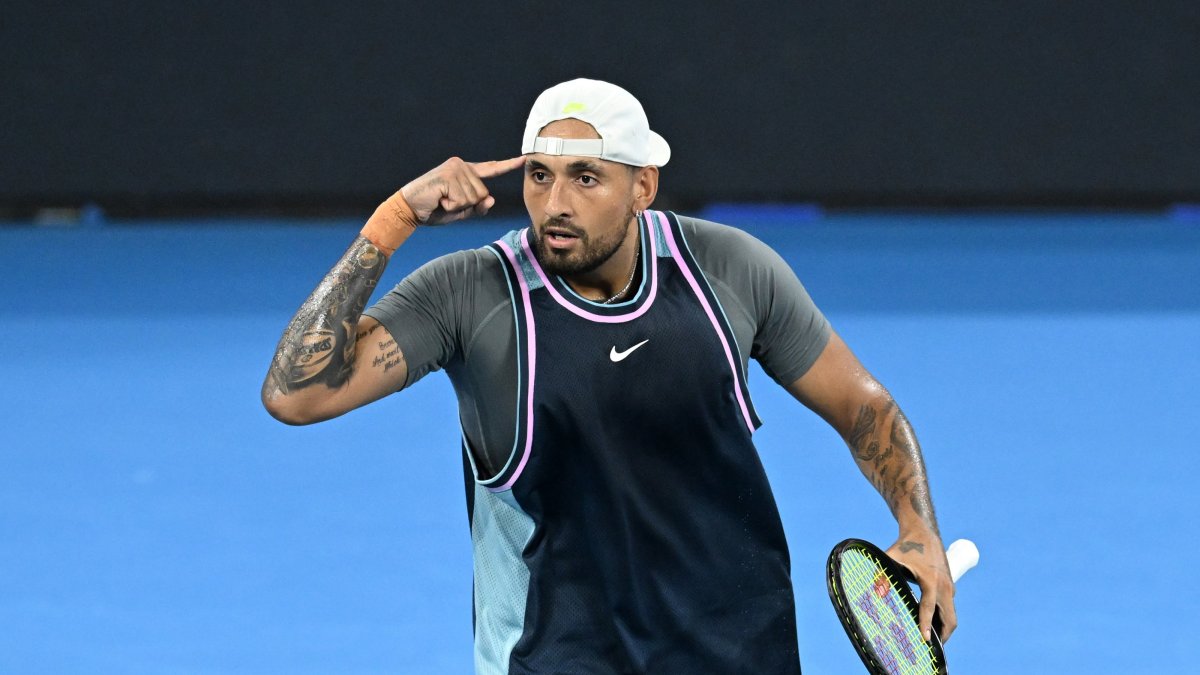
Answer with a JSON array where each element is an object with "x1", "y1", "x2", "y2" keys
[{"x1": 521, "y1": 78, "x2": 671, "y2": 168}]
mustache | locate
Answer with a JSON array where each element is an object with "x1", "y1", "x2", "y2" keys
[{"x1": 537, "y1": 218, "x2": 585, "y2": 238}]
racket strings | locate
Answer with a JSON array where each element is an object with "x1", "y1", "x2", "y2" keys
[{"x1": 838, "y1": 548, "x2": 938, "y2": 675}]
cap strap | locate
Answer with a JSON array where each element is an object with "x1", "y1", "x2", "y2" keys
[{"x1": 531, "y1": 136, "x2": 605, "y2": 157}]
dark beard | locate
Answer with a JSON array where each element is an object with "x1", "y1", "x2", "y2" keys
[{"x1": 532, "y1": 217, "x2": 632, "y2": 277}]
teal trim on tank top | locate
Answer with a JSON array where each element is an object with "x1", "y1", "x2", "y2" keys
[
  {"x1": 653, "y1": 212, "x2": 671, "y2": 257},
  {"x1": 501, "y1": 229, "x2": 544, "y2": 291}
]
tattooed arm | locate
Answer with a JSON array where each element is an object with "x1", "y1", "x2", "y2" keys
[
  {"x1": 785, "y1": 332, "x2": 957, "y2": 641},
  {"x1": 261, "y1": 156, "x2": 525, "y2": 425},
  {"x1": 261, "y1": 236, "x2": 407, "y2": 425}
]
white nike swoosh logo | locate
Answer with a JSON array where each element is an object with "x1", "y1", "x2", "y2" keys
[{"x1": 610, "y1": 339, "x2": 649, "y2": 363}]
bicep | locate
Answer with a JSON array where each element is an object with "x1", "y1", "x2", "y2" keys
[
  {"x1": 343, "y1": 315, "x2": 410, "y2": 403},
  {"x1": 300, "y1": 317, "x2": 409, "y2": 422},
  {"x1": 783, "y1": 331, "x2": 890, "y2": 438}
]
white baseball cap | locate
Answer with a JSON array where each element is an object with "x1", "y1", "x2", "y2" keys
[{"x1": 521, "y1": 78, "x2": 671, "y2": 167}]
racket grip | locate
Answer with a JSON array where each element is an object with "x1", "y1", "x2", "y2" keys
[{"x1": 945, "y1": 539, "x2": 979, "y2": 583}]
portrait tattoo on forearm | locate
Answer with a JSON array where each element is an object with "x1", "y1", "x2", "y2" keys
[
  {"x1": 263, "y1": 236, "x2": 386, "y2": 399},
  {"x1": 848, "y1": 399, "x2": 939, "y2": 535}
]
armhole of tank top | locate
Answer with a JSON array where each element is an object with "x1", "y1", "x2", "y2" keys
[
  {"x1": 458, "y1": 296, "x2": 514, "y2": 482},
  {"x1": 659, "y1": 213, "x2": 763, "y2": 431},
  {"x1": 476, "y1": 242, "x2": 535, "y2": 491}
]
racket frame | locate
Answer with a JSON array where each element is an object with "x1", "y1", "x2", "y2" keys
[{"x1": 826, "y1": 538, "x2": 948, "y2": 675}]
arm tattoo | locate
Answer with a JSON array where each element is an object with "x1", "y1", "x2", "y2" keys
[
  {"x1": 263, "y1": 236, "x2": 386, "y2": 399},
  {"x1": 365, "y1": 324, "x2": 403, "y2": 374},
  {"x1": 848, "y1": 405, "x2": 879, "y2": 461},
  {"x1": 847, "y1": 399, "x2": 939, "y2": 535}
]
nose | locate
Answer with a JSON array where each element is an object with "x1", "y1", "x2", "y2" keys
[{"x1": 543, "y1": 177, "x2": 571, "y2": 220}]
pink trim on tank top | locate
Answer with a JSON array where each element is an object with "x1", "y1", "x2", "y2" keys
[
  {"x1": 491, "y1": 240, "x2": 537, "y2": 491},
  {"x1": 656, "y1": 212, "x2": 757, "y2": 434},
  {"x1": 519, "y1": 221, "x2": 658, "y2": 323}
]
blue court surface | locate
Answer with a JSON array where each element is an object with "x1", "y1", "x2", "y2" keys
[{"x1": 2, "y1": 209, "x2": 1198, "y2": 673}]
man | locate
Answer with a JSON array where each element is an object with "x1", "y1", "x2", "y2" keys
[{"x1": 262, "y1": 78, "x2": 955, "y2": 674}]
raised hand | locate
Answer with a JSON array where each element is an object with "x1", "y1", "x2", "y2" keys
[{"x1": 400, "y1": 156, "x2": 526, "y2": 225}]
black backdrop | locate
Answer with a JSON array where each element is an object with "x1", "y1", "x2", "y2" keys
[{"x1": 3, "y1": 1, "x2": 1198, "y2": 214}]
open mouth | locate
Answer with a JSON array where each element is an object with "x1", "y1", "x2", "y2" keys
[{"x1": 543, "y1": 227, "x2": 581, "y2": 247}]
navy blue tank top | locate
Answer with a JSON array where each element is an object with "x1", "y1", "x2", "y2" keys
[{"x1": 464, "y1": 210, "x2": 801, "y2": 674}]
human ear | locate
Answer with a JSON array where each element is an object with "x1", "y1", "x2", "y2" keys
[{"x1": 633, "y1": 166, "x2": 659, "y2": 211}]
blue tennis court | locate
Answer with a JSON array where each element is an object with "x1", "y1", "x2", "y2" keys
[{"x1": 2, "y1": 209, "x2": 1197, "y2": 672}]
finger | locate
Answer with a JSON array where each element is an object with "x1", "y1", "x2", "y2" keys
[
  {"x1": 917, "y1": 585, "x2": 936, "y2": 642},
  {"x1": 439, "y1": 184, "x2": 490, "y2": 220},
  {"x1": 401, "y1": 176, "x2": 449, "y2": 221},
  {"x1": 471, "y1": 195, "x2": 496, "y2": 217},
  {"x1": 453, "y1": 174, "x2": 478, "y2": 208},
  {"x1": 431, "y1": 200, "x2": 472, "y2": 225},
  {"x1": 441, "y1": 178, "x2": 473, "y2": 212},
  {"x1": 936, "y1": 587, "x2": 958, "y2": 641},
  {"x1": 462, "y1": 169, "x2": 491, "y2": 205},
  {"x1": 444, "y1": 208, "x2": 472, "y2": 223},
  {"x1": 457, "y1": 171, "x2": 486, "y2": 207},
  {"x1": 471, "y1": 156, "x2": 526, "y2": 179}
]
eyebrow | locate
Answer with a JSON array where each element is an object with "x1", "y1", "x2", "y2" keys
[
  {"x1": 525, "y1": 158, "x2": 607, "y2": 175},
  {"x1": 567, "y1": 159, "x2": 604, "y2": 174}
]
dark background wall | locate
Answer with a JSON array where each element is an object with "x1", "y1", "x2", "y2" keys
[{"x1": 3, "y1": 1, "x2": 1198, "y2": 215}]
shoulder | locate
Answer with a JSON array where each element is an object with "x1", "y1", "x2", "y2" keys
[
  {"x1": 675, "y1": 215, "x2": 782, "y2": 261},
  {"x1": 676, "y1": 214, "x2": 752, "y2": 244},
  {"x1": 369, "y1": 241, "x2": 509, "y2": 326},
  {"x1": 388, "y1": 242, "x2": 510, "y2": 306},
  {"x1": 364, "y1": 239, "x2": 514, "y2": 380},
  {"x1": 409, "y1": 243, "x2": 505, "y2": 281},
  {"x1": 673, "y1": 214, "x2": 790, "y2": 276}
]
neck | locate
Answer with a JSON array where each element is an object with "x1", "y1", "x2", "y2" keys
[{"x1": 564, "y1": 216, "x2": 641, "y2": 303}]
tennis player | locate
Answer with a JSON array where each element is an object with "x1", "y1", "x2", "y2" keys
[{"x1": 262, "y1": 78, "x2": 955, "y2": 674}]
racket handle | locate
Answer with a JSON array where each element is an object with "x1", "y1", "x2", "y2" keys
[{"x1": 945, "y1": 538, "x2": 979, "y2": 583}]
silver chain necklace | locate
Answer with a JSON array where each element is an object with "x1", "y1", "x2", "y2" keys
[{"x1": 602, "y1": 245, "x2": 640, "y2": 304}]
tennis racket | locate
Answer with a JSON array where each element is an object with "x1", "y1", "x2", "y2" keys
[{"x1": 826, "y1": 538, "x2": 979, "y2": 675}]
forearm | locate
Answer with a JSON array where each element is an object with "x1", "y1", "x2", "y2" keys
[
  {"x1": 261, "y1": 189, "x2": 418, "y2": 417},
  {"x1": 788, "y1": 335, "x2": 955, "y2": 635},
  {"x1": 262, "y1": 236, "x2": 389, "y2": 407},
  {"x1": 846, "y1": 395, "x2": 940, "y2": 541}
]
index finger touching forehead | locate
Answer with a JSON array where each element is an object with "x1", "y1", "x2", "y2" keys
[{"x1": 471, "y1": 156, "x2": 526, "y2": 178}]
